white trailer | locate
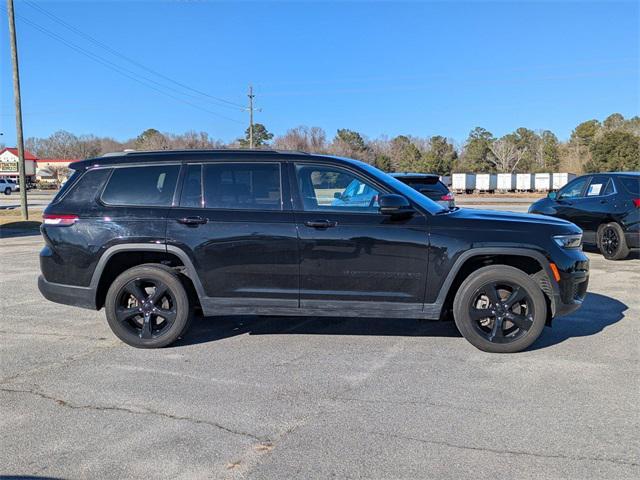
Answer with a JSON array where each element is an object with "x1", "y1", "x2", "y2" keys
[
  {"x1": 476, "y1": 173, "x2": 497, "y2": 192},
  {"x1": 451, "y1": 173, "x2": 476, "y2": 193},
  {"x1": 535, "y1": 173, "x2": 552, "y2": 191},
  {"x1": 552, "y1": 173, "x2": 576, "y2": 190},
  {"x1": 497, "y1": 173, "x2": 517, "y2": 192},
  {"x1": 516, "y1": 173, "x2": 534, "y2": 191},
  {"x1": 439, "y1": 175, "x2": 451, "y2": 187}
]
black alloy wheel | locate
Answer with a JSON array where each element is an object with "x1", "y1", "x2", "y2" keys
[
  {"x1": 453, "y1": 265, "x2": 547, "y2": 353},
  {"x1": 105, "y1": 264, "x2": 192, "y2": 348},
  {"x1": 115, "y1": 278, "x2": 177, "y2": 340},
  {"x1": 598, "y1": 222, "x2": 629, "y2": 260},
  {"x1": 467, "y1": 281, "x2": 534, "y2": 344}
]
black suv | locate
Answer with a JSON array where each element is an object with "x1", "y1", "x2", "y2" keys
[
  {"x1": 39, "y1": 150, "x2": 589, "y2": 353},
  {"x1": 390, "y1": 173, "x2": 455, "y2": 208},
  {"x1": 529, "y1": 172, "x2": 639, "y2": 260}
]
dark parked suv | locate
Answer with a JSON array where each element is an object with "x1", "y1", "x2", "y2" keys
[
  {"x1": 39, "y1": 150, "x2": 589, "y2": 353},
  {"x1": 529, "y1": 172, "x2": 639, "y2": 260},
  {"x1": 390, "y1": 173, "x2": 455, "y2": 208}
]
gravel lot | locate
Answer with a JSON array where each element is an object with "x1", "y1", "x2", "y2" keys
[{"x1": 1, "y1": 204, "x2": 638, "y2": 480}]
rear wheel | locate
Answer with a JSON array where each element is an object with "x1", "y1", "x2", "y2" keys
[
  {"x1": 105, "y1": 264, "x2": 192, "y2": 348},
  {"x1": 597, "y1": 222, "x2": 629, "y2": 260},
  {"x1": 453, "y1": 265, "x2": 547, "y2": 353},
  {"x1": 4, "y1": 187, "x2": 10, "y2": 195}
]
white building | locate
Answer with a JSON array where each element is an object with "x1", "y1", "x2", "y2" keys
[{"x1": 0, "y1": 147, "x2": 37, "y2": 182}]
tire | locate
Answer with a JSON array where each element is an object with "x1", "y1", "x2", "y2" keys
[
  {"x1": 597, "y1": 222, "x2": 629, "y2": 260},
  {"x1": 453, "y1": 265, "x2": 547, "y2": 353},
  {"x1": 105, "y1": 264, "x2": 192, "y2": 348},
  {"x1": 4, "y1": 187, "x2": 10, "y2": 195}
]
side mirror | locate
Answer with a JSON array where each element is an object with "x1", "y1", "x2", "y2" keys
[
  {"x1": 548, "y1": 191, "x2": 557, "y2": 200},
  {"x1": 378, "y1": 194, "x2": 414, "y2": 218}
]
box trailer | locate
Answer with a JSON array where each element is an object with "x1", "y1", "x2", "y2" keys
[
  {"x1": 535, "y1": 173, "x2": 552, "y2": 191},
  {"x1": 516, "y1": 173, "x2": 534, "y2": 191},
  {"x1": 497, "y1": 173, "x2": 517, "y2": 192},
  {"x1": 476, "y1": 173, "x2": 497, "y2": 192},
  {"x1": 439, "y1": 175, "x2": 451, "y2": 187},
  {"x1": 451, "y1": 173, "x2": 476, "y2": 193},
  {"x1": 552, "y1": 173, "x2": 576, "y2": 190}
]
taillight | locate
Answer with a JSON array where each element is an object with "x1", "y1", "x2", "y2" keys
[
  {"x1": 441, "y1": 192, "x2": 454, "y2": 201},
  {"x1": 633, "y1": 199, "x2": 640, "y2": 208},
  {"x1": 43, "y1": 213, "x2": 78, "y2": 226}
]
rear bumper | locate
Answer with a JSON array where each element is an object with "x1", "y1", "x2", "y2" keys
[{"x1": 38, "y1": 275, "x2": 97, "y2": 310}]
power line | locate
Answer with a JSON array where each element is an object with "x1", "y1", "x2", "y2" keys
[
  {"x1": 23, "y1": 0, "x2": 246, "y2": 110},
  {"x1": 2, "y1": 7, "x2": 243, "y2": 124}
]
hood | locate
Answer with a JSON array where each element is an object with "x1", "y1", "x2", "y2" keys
[{"x1": 445, "y1": 207, "x2": 581, "y2": 232}]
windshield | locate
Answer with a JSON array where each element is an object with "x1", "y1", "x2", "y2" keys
[{"x1": 355, "y1": 161, "x2": 447, "y2": 214}]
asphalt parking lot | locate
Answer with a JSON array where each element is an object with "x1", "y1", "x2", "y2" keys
[{"x1": 1, "y1": 205, "x2": 638, "y2": 479}]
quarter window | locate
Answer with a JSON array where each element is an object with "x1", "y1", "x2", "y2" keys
[
  {"x1": 203, "y1": 163, "x2": 281, "y2": 210},
  {"x1": 102, "y1": 165, "x2": 180, "y2": 206},
  {"x1": 295, "y1": 164, "x2": 382, "y2": 212}
]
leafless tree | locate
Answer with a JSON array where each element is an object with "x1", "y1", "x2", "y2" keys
[
  {"x1": 273, "y1": 126, "x2": 328, "y2": 153},
  {"x1": 488, "y1": 138, "x2": 527, "y2": 172},
  {"x1": 43, "y1": 165, "x2": 71, "y2": 187}
]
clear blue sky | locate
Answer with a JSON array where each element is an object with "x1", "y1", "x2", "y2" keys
[{"x1": 1, "y1": 0, "x2": 638, "y2": 146}]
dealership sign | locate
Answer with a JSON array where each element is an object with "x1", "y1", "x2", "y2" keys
[{"x1": 0, "y1": 162, "x2": 18, "y2": 172}]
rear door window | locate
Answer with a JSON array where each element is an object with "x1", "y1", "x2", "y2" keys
[
  {"x1": 101, "y1": 165, "x2": 180, "y2": 206},
  {"x1": 586, "y1": 175, "x2": 611, "y2": 197},
  {"x1": 203, "y1": 163, "x2": 282, "y2": 210}
]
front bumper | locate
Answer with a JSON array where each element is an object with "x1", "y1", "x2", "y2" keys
[
  {"x1": 38, "y1": 275, "x2": 97, "y2": 310},
  {"x1": 553, "y1": 269, "x2": 589, "y2": 317}
]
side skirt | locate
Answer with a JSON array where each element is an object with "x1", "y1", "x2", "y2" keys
[{"x1": 200, "y1": 298, "x2": 443, "y2": 320}]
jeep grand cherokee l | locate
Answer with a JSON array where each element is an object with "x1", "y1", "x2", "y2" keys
[{"x1": 38, "y1": 150, "x2": 589, "y2": 353}]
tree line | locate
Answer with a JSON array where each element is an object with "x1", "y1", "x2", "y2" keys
[{"x1": 14, "y1": 112, "x2": 640, "y2": 175}]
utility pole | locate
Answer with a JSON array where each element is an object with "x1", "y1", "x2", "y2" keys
[
  {"x1": 7, "y1": 0, "x2": 28, "y2": 220},
  {"x1": 247, "y1": 85, "x2": 255, "y2": 149}
]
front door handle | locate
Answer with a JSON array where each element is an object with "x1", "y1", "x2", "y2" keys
[
  {"x1": 304, "y1": 220, "x2": 337, "y2": 228},
  {"x1": 177, "y1": 216, "x2": 208, "y2": 226}
]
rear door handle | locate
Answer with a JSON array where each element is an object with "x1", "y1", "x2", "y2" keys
[
  {"x1": 304, "y1": 220, "x2": 337, "y2": 228},
  {"x1": 177, "y1": 216, "x2": 208, "y2": 226}
]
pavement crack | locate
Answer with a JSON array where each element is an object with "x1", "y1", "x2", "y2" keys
[
  {"x1": 1, "y1": 386, "x2": 265, "y2": 442},
  {"x1": 369, "y1": 431, "x2": 640, "y2": 468}
]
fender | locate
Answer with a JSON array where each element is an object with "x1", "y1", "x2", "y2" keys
[{"x1": 423, "y1": 247, "x2": 558, "y2": 320}]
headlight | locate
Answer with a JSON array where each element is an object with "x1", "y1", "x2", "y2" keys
[{"x1": 553, "y1": 233, "x2": 582, "y2": 249}]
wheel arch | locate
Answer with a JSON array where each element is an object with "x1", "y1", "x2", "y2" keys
[
  {"x1": 90, "y1": 244, "x2": 205, "y2": 310},
  {"x1": 434, "y1": 247, "x2": 557, "y2": 323}
]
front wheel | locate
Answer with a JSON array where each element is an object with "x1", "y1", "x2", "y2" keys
[
  {"x1": 453, "y1": 265, "x2": 547, "y2": 353},
  {"x1": 597, "y1": 222, "x2": 629, "y2": 260},
  {"x1": 105, "y1": 264, "x2": 192, "y2": 348}
]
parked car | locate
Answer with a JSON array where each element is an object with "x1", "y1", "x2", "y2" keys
[
  {"x1": 0, "y1": 178, "x2": 19, "y2": 195},
  {"x1": 390, "y1": 173, "x2": 455, "y2": 208},
  {"x1": 38, "y1": 150, "x2": 589, "y2": 353},
  {"x1": 529, "y1": 172, "x2": 639, "y2": 260}
]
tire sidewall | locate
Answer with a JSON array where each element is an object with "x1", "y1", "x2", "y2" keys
[
  {"x1": 453, "y1": 265, "x2": 547, "y2": 353},
  {"x1": 105, "y1": 265, "x2": 191, "y2": 348}
]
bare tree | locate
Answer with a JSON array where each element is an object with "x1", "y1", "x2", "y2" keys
[
  {"x1": 488, "y1": 138, "x2": 527, "y2": 172},
  {"x1": 44, "y1": 165, "x2": 71, "y2": 187},
  {"x1": 273, "y1": 126, "x2": 327, "y2": 153}
]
